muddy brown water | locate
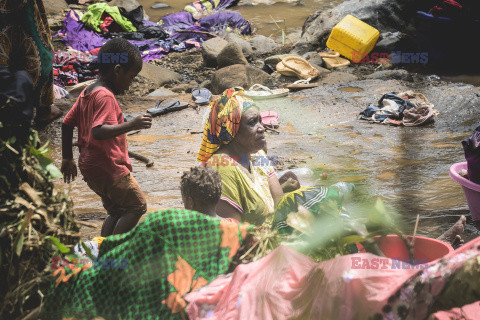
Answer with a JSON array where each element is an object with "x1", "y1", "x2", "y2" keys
[
  {"x1": 42, "y1": 79, "x2": 480, "y2": 243},
  {"x1": 141, "y1": 0, "x2": 344, "y2": 37}
]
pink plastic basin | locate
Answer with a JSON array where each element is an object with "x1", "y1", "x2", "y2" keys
[
  {"x1": 357, "y1": 235, "x2": 454, "y2": 263},
  {"x1": 449, "y1": 162, "x2": 480, "y2": 222}
]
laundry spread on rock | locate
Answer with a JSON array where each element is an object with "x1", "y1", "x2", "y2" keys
[{"x1": 359, "y1": 91, "x2": 439, "y2": 126}]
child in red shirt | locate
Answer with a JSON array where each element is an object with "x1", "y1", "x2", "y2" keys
[{"x1": 61, "y1": 38, "x2": 152, "y2": 236}]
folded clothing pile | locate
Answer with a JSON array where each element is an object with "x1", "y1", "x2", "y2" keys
[
  {"x1": 462, "y1": 126, "x2": 480, "y2": 184},
  {"x1": 359, "y1": 91, "x2": 439, "y2": 126}
]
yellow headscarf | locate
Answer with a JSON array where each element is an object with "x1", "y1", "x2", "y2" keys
[{"x1": 197, "y1": 88, "x2": 256, "y2": 163}]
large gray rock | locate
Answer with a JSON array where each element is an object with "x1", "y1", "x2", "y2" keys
[
  {"x1": 217, "y1": 43, "x2": 248, "y2": 69},
  {"x1": 139, "y1": 62, "x2": 181, "y2": 86},
  {"x1": 147, "y1": 87, "x2": 176, "y2": 97},
  {"x1": 211, "y1": 64, "x2": 269, "y2": 94},
  {"x1": 225, "y1": 33, "x2": 253, "y2": 57},
  {"x1": 264, "y1": 54, "x2": 300, "y2": 70},
  {"x1": 365, "y1": 69, "x2": 411, "y2": 81},
  {"x1": 250, "y1": 35, "x2": 281, "y2": 54},
  {"x1": 320, "y1": 71, "x2": 358, "y2": 85},
  {"x1": 303, "y1": 51, "x2": 324, "y2": 68},
  {"x1": 110, "y1": 0, "x2": 150, "y2": 20},
  {"x1": 110, "y1": 0, "x2": 140, "y2": 11},
  {"x1": 202, "y1": 37, "x2": 229, "y2": 67},
  {"x1": 295, "y1": 0, "x2": 416, "y2": 52},
  {"x1": 43, "y1": 0, "x2": 68, "y2": 14}
]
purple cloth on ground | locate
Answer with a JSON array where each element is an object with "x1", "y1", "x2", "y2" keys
[
  {"x1": 55, "y1": 0, "x2": 251, "y2": 63},
  {"x1": 462, "y1": 126, "x2": 480, "y2": 184},
  {"x1": 159, "y1": 12, "x2": 196, "y2": 34},
  {"x1": 170, "y1": 25, "x2": 210, "y2": 43},
  {"x1": 198, "y1": 11, "x2": 251, "y2": 35},
  {"x1": 213, "y1": 0, "x2": 241, "y2": 11},
  {"x1": 56, "y1": 10, "x2": 107, "y2": 52}
]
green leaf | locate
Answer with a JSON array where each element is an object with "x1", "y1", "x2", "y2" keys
[
  {"x1": 15, "y1": 233, "x2": 24, "y2": 256},
  {"x1": 45, "y1": 163, "x2": 63, "y2": 179},
  {"x1": 45, "y1": 236, "x2": 71, "y2": 254},
  {"x1": 81, "y1": 242, "x2": 96, "y2": 260},
  {"x1": 30, "y1": 148, "x2": 62, "y2": 178},
  {"x1": 38, "y1": 140, "x2": 50, "y2": 153},
  {"x1": 339, "y1": 235, "x2": 365, "y2": 246}
]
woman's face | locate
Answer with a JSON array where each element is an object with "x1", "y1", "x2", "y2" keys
[{"x1": 233, "y1": 107, "x2": 266, "y2": 154}]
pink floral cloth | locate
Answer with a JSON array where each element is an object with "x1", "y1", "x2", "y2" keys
[{"x1": 185, "y1": 237, "x2": 480, "y2": 320}]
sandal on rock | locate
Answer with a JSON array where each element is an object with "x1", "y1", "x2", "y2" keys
[
  {"x1": 319, "y1": 51, "x2": 340, "y2": 58},
  {"x1": 260, "y1": 110, "x2": 279, "y2": 129},
  {"x1": 322, "y1": 53, "x2": 350, "y2": 69},
  {"x1": 280, "y1": 56, "x2": 320, "y2": 80},
  {"x1": 244, "y1": 84, "x2": 289, "y2": 100},
  {"x1": 285, "y1": 77, "x2": 320, "y2": 90},
  {"x1": 147, "y1": 98, "x2": 188, "y2": 117},
  {"x1": 192, "y1": 88, "x2": 212, "y2": 105},
  {"x1": 276, "y1": 60, "x2": 298, "y2": 77}
]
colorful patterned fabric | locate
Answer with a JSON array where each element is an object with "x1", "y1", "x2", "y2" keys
[
  {"x1": 41, "y1": 209, "x2": 252, "y2": 320},
  {"x1": 81, "y1": 3, "x2": 137, "y2": 33},
  {"x1": 185, "y1": 238, "x2": 480, "y2": 320},
  {"x1": 273, "y1": 186, "x2": 342, "y2": 234},
  {"x1": 374, "y1": 236, "x2": 480, "y2": 320},
  {"x1": 0, "y1": 0, "x2": 54, "y2": 111},
  {"x1": 198, "y1": 87, "x2": 257, "y2": 163}
]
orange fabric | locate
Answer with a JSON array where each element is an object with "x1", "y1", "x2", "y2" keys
[
  {"x1": 219, "y1": 220, "x2": 250, "y2": 259},
  {"x1": 191, "y1": 277, "x2": 208, "y2": 291},
  {"x1": 164, "y1": 256, "x2": 197, "y2": 313}
]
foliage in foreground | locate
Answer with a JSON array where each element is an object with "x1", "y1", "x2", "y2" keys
[
  {"x1": 243, "y1": 197, "x2": 411, "y2": 263},
  {"x1": 0, "y1": 102, "x2": 79, "y2": 320}
]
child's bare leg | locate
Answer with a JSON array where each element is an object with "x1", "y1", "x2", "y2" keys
[
  {"x1": 112, "y1": 212, "x2": 143, "y2": 235},
  {"x1": 101, "y1": 214, "x2": 120, "y2": 237}
]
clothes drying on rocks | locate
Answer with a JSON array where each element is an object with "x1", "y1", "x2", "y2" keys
[
  {"x1": 55, "y1": 1, "x2": 251, "y2": 63},
  {"x1": 52, "y1": 51, "x2": 97, "y2": 87},
  {"x1": 184, "y1": 0, "x2": 240, "y2": 16},
  {"x1": 359, "y1": 91, "x2": 438, "y2": 126},
  {"x1": 81, "y1": 3, "x2": 137, "y2": 33},
  {"x1": 462, "y1": 125, "x2": 480, "y2": 184}
]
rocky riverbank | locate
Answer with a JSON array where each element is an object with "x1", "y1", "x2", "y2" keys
[{"x1": 43, "y1": 0, "x2": 480, "y2": 241}]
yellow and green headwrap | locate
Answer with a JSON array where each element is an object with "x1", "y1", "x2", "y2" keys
[{"x1": 197, "y1": 87, "x2": 257, "y2": 163}]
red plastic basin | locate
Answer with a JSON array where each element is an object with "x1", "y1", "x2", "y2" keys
[{"x1": 357, "y1": 235, "x2": 454, "y2": 263}]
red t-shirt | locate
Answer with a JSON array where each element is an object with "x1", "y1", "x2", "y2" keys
[{"x1": 63, "y1": 87, "x2": 132, "y2": 182}]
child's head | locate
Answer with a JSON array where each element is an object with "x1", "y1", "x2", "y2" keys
[
  {"x1": 181, "y1": 166, "x2": 222, "y2": 216},
  {"x1": 97, "y1": 38, "x2": 142, "y2": 94}
]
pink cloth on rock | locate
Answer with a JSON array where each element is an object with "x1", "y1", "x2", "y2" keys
[
  {"x1": 185, "y1": 246, "x2": 417, "y2": 319},
  {"x1": 429, "y1": 301, "x2": 480, "y2": 320}
]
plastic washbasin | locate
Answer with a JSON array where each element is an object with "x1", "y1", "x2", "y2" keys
[
  {"x1": 357, "y1": 235, "x2": 454, "y2": 263},
  {"x1": 449, "y1": 162, "x2": 480, "y2": 221}
]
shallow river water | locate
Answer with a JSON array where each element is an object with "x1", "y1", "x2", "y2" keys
[
  {"x1": 141, "y1": 0, "x2": 344, "y2": 38},
  {"x1": 41, "y1": 77, "x2": 480, "y2": 242}
]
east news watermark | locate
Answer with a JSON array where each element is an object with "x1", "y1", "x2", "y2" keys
[
  {"x1": 351, "y1": 256, "x2": 430, "y2": 270},
  {"x1": 352, "y1": 51, "x2": 429, "y2": 64},
  {"x1": 97, "y1": 52, "x2": 129, "y2": 64}
]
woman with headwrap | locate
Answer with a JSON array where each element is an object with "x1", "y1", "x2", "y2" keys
[{"x1": 198, "y1": 87, "x2": 284, "y2": 228}]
